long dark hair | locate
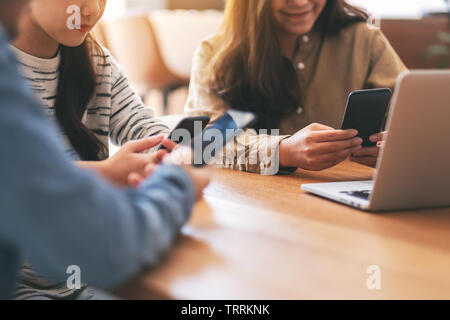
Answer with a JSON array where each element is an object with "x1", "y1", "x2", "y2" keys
[
  {"x1": 55, "y1": 34, "x2": 107, "y2": 161},
  {"x1": 208, "y1": 0, "x2": 369, "y2": 130}
]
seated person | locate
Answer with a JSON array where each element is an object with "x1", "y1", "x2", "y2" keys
[
  {"x1": 0, "y1": 0, "x2": 210, "y2": 300},
  {"x1": 11, "y1": 0, "x2": 170, "y2": 187},
  {"x1": 8, "y1": 0, "x2": 182, "y2": 299},
  {"x1": 185, "y1": 0, "x2": 406, "y2": 174}
]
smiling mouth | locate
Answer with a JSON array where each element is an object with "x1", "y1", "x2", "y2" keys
[
  {"x1": 78, "y1": 25, "x2": 91, "y2": 32},
  {"x1": 281, "y1": 9, "x2": 314, "y2": 21}
]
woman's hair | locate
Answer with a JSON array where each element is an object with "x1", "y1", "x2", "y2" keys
[
  {"x1": 55, "y1": 34, "x2": 107, "y2": 161},
  {"x1": 208, "y1": 0, "x2": 369, "y2": 129}
]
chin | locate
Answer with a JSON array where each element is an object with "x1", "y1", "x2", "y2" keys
[
  {"x1": 57, "y1": 31, "x2": 88, "y2": 47},
  {"x1": 286, "y1": 24, "x2": 314, "y2": 36},
  {"x1": 62, "y1": 38, "x2": 87, "y2": 48}
]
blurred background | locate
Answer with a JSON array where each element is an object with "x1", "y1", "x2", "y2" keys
[{"x1": 94, "y1": 0, "x2": 450, "y2": 117}]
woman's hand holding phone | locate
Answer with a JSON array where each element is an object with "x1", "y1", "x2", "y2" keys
[
  {"x1": 279, "y1": 123, "x2": 363, "y2": 171},
  {"x1": 91, "y1": 136, "x2": 211, "y2": 198},
  {"x1": 78, "y1": 135, "x2": 168, "y2": 188},
  {"x1": 163, "y1": 144, "x2": 212, "y2": 201},
  {"x1": 349, "y1": 131, "x2": 387, "y2": 168},
  {"x1": 100, "y1": 136, "x2": 168, "y2": 187},
  {"x1": 141, "y1": 138, "x2": 212, "y2": 201}
]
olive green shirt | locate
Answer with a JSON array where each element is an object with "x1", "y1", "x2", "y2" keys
[{"x1": 185, "y1": 22, "x2": 407, "y2": 174}]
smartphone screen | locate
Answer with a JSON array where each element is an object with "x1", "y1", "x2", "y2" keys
[
  {"x1": 192, "y1": 110, "x2": 257, "y2": 167},
  {"x1": 341, "y1": 88, "x2": 392, "y2": 147},
  {"x1": 159, "y1": 116, "x2": 210, "y2": 150}
]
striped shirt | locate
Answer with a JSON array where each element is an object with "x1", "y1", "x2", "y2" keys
[
  {"x1": 11, "y1": 45, "x2": 170, "y2": 160},
  {"x1": 11, "y1": 45, "x2": 170, "y2": 300}
]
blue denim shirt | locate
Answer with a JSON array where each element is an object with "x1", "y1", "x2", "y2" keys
[{"x1": 0, "y1": 27, "x2": 194, "y2": 299}]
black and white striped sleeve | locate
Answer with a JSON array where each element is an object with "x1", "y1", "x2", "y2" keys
[{"x1": 108, "y1": 56, "x2": 170, "y2": 146}]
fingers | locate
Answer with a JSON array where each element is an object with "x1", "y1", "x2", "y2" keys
[
  {"x1": 127, "y1": 172, "x2": 144, "y2": 188},
  {"x1": 307, "y1": 123, "x2": 335, "y2": 131},
  {"x1": 311, "y1": 137, "x2": 362, "y2": 155},
  {"x1": 124, "y1": 135, "x2": 165, "y2": 153},
  {"x1": 350, "y1": 146, "x2": 380, "y2": 168},
  {"x1": 144, "y1": 163, "x2": 158, "y2": 177},
  {"x1": 161, "y1": 138, "x2": 178, "y2": 152},
  {"x1": 349, "y1": 156, "x2": 378, "y2": 168},
  {"x1": 352, "y1": 146, "x2": 379, "y2": 158},
  {"x1": 369, "y1": 134, "x2": 379, "y2": 143},
  {"x1": 369, "y1": 131, "x2": 387, "y2": 143},
  {"x1": 146, "y1": 149, "x2": 167, "y2": 164},
  {"x1": 304, "y1": 145, "x2": 361, "y2": 171},
  {"x1": 310, "y1": 129, "x2": 359, "y2": 143},
  {"x1": 130, "y1": 150, "x2": 166, "y2": 178},
  {"x1": 163, "y1": 146, "x2": 193, "y2": 166},
  {"x1": 320, "y1": 158, "x2": 349, "y2": 171},
  {"x1": 319, "y1": 145, "x2": 361, "y2": 164},
  {"x1": 128, "y1": 163, "x2": 160, "y2": 188}
]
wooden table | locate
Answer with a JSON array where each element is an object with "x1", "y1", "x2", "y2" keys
[{"x1": 121, "y1": 161, "x2": 450, "y2": 300}]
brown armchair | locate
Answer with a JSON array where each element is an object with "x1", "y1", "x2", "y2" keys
[{"x1": 93, "y1": 15, "x2": 189, "y2": 114}]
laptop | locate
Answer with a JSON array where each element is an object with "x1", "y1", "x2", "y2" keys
[{"x1": 301, "y1": 70, "x2": 450, "y2": 212}]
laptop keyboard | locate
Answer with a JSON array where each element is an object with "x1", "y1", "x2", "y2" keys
[{"x1": 340, "y1": 190, "x2": 371, "y2": 200}]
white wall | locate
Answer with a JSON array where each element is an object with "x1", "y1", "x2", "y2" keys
[
  {"x1": 104, "y1": 0, "x2": 167, "y2": 18},
  {"x1": 126, "y1": 0, "x2": 167, "y2": 10}
]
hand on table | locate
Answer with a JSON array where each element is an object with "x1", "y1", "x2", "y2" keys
[
  {"x1": 349, "y1": 132, "x2": 387, "y2": 168},
  {"x1": 159, "y1": 140, "x2": 212, "y2": 201},
  {"x1": 78, "y1": 135, "x2": 167, "y2": 188},
  {"x1": 279, "y1": 123, "x2": 363, "y2": 171}
]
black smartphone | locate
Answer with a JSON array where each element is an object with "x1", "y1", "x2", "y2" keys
[
  {"x1": 341, "y1": 88, "x2": 392, "y2": 147},
  {"x1": 159, "y1": 116, "x2": 210, "y2": 150},
  {"x1": 192, "y1": 110, "x2": 257, "y2": 167}
]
